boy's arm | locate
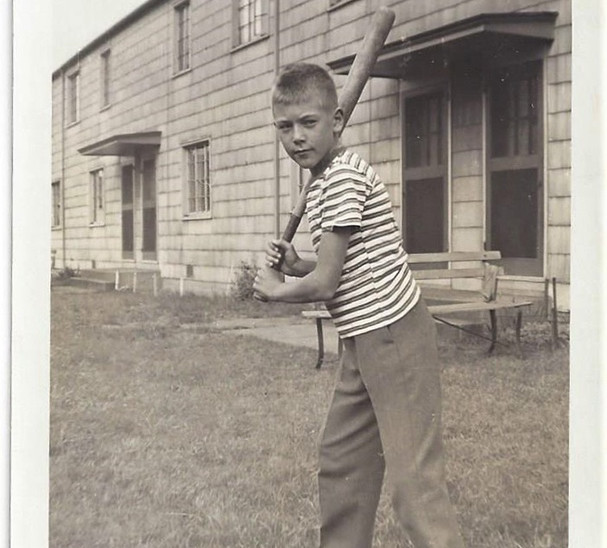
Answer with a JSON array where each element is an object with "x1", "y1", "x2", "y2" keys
[{"x1": 254, "y1": 227, "x2": 351, "y2": 303}]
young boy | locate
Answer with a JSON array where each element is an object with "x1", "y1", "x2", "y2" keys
[{"x1": 253, "y1": 63, "x2": 465, "y2": 548}]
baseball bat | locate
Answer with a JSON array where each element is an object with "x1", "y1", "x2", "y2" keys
[{"x1": 277, "y1": 6, "x2": 396, "y2": 248}]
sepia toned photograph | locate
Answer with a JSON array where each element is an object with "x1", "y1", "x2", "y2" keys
[{"x1": 35, "y1": 0, "x2": 587, "y2": 546}]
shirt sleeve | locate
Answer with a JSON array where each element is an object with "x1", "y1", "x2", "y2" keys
[{"x1": 320, "y1": 165, "x2": 367, "y2": 232}]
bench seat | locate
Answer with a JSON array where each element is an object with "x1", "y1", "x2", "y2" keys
[{"x1": 302, "y1": 250, "x2": 533, "y2": 368}]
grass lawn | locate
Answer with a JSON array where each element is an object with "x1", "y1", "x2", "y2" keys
[{"x1": 50, "y1": 288, "x2": 568, "y2": 548}]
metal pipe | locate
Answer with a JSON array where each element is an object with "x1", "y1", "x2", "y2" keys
[
  {"x1": 61, "y1": 69, "x2": 67, "y2": 267},
  {"x1": 273, "y1": 0, "x2": 280, "y2": 239}
]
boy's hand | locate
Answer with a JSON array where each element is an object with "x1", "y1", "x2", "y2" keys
[
  {"x1": 253, "y1": 266, "x2": 284, "y2": 302},
  {"x1": 265, "y1": 239, "x2": 301, "y2": 277}
]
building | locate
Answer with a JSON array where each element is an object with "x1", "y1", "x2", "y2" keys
[{"x1": 51, "y1": 0, "x2": 571, "y2": 308}]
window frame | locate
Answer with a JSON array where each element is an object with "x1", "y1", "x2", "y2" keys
[
  {"x1": 100, "y1": 48, "x2": 111, "y2": 109},
  {"x1": 66, "y1": 69, "x2": 80, "y2": 125},
  {"x1": 51, "y1": 180, "x2": 61, "y2": 228},
  {"x1": 232, "y1": 0, "x2": 268, "y2": 50},
  {"x1": 89, "y1": 168, "x2": 105, "y2": 226},
  {"x1": 173, "y1": 0, "x2": 191, "y2": 74},
  {"x1": 183, "y1": 139, "x2": 212, "y2": 219}
]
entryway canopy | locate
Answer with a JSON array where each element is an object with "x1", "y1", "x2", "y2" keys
[
  {"x1": 78, "y1": 131, "x2": 161, "y2": 156},
  {"x1": 327, "y1": 12, "x2": 558, "y2": 79}
]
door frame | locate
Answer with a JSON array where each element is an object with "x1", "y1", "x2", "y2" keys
[
  {"x1": 400, "y1": 83, "x2": 450, "y2": 253},
  {"x1": 139, "y1": 154, "x2": 158, "y2": 262},
  {"x1": 120, "y1": 163, "x2": 135, "y2": 260},
  {"x1": 484, "y1": 60, "x2": 545, "y2": 277}
]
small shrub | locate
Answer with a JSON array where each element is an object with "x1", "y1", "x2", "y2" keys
[
  {"x1": 230, "y1": 261, "x2": 259, "y2": 300},
  {"x1": 56, "y1": 266, "x2": 79, "y2": 280}
]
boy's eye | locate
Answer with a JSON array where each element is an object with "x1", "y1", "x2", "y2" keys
[
  {"x1": 302, "y1": 119, "x2": 317, "y2": 127},
  {"x1": 275, "y1": 122, "x2": 292, "y2": 132}
]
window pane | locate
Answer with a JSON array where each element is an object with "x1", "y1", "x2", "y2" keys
[
  {"x1": 490, "y1": 169, "x2": 538, "y2": 258},
  {"x1": 237, "y1": 0, "x2": 265, "y2": 44},
  {"x1": 102, "y1": 51, "x2": 111, "y2": 106},
  {"x1": 405, "y1": 178, "x2": 444, "y2": 253},
  {"x1": 176, "y1": 3, "x2": 190, "y2": 71},
  {"x1": 186, "y1": 142, "x2": 211, "y2": 213},
  {"x1": 68, "y1": 73, "x2": 79, "y2": 123},
  {"x1": 406, "y1": 93, "x2": 443, "y2": 168},
  {"x1": 491, "y1": 66, "x2": 539, "y2": 159}
]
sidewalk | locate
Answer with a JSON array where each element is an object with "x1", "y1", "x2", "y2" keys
[{"x1": 202, "y1": 316, "x2": 341, "y2": 356}]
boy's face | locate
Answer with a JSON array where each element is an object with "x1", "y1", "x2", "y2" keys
[{"x1": 273, "y1": 95, "x2": 344, "y2": 173}]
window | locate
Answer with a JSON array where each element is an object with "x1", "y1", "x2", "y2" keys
[
  {"x1": 52, "y1": 181, "x2": 61, "y2": 227},
  {"x1": 234, "y1": 0, "x2": 267, "y2": 46},
  {"x1": 487, "y1": 61, "x2": 543, "y2": 276},
  {"x1": 100, "y1": 50, "x2": 111, "y2": 107},
  {"x1": 174, "y1": 1, "x2": 190, "y2": 72},
  {"x1": 90, "y1": 169, "x2": 104, "y2": 224},
  {"x1": 67, "y1": 71, "x2": 79, "y2": 124},
  {"x1": 185, "y1": 141, "x2": 211, "y2": 215}
]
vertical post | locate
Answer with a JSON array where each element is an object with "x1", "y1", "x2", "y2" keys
[
  {"x1": 132, "y1": 271, "x2": 137, "y2": 293},
  {"x1": 544, "y1": 278, "x2": 550, "y2": 320},
  {"x1": 153, "y1": 273, "x2": 158, "y2": 297},
  {"x1": 273, "y1": 0, "x2": 281, "y2": 239},
  {"x1": 551, "y1": 277, "x2": 559, "y2": 349},
  {"x1": 179, "y1": 277, "x2": 184, "y2": 297},
  {"x1": 114, "y1": 271, "x2": 119, "y2": 290}
]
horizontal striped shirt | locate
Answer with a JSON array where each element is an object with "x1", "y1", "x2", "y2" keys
[{"x1": 306, "y1": 149, "x2": 420, "y2": 338}]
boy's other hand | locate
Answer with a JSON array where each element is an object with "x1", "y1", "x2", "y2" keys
[{"x1": 253, "y1": 266, "x2": 285, "y2": 301}]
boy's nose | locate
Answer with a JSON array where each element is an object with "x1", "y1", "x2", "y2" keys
[{"x1": 293, "y1": 123, "x2": 305, "y2": 143}]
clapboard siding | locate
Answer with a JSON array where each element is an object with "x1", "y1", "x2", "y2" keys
[{"x1": 51, "y1": 0, "x2": 571, "y2": 300}]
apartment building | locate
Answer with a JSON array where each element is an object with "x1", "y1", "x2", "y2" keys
[{"x1": 51, "y1": 0, "x2": 571, "y2": 306}]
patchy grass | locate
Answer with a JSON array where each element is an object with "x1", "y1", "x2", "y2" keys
[{"x1": 50, "y1": 289, "x2": 568, "y2": 548}]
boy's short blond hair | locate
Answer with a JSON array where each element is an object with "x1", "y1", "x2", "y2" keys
[{"x1": 271, "y1": 63, "x2": 338, "y2": 112}]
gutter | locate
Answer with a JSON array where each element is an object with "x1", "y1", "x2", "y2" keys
[
  {"x1": 273, "y1": 0, "x2": 280, "y2": 238},
  {"x1": 61, "y1": 70, "x2": 66, "y2": 267}
]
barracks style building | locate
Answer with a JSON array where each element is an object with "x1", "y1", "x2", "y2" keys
[{"x1": 51, "y1": 0, "x2": 571, "y2": 308}]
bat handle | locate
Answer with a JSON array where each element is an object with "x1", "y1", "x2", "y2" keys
[{"x1": 273, "y1": 212, "x2": 303, "y2": 270}]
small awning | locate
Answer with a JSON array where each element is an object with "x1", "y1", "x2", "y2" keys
[
  {"x1": 328, "y1": 12, "x2": 558, "y2": 79},
  {"x1": 78, "y1": 131, "x2": 162, "y2": 156}
]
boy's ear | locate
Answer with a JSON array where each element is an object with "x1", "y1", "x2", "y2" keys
[{"x1": 333, "y1": 107, "x2": 345, "y2": 134}]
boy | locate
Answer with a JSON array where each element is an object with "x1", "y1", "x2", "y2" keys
[{"x1": 253, "y1": 63, "x2": 465, "y2": 548}]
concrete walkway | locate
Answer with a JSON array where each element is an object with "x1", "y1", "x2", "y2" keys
[{"x1": 202, "y1": 316, "x2": 341, "y2": 356}]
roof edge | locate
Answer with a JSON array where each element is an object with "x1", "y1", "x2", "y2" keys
[{"x1": 328, "y1": 11, "x2": 559, "y2": 72}]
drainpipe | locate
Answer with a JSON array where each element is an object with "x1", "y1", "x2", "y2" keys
[
  {"x1": 273, "y1": 0, "x2": 280, "y2": 238},
  {"x1": 61, "y1": 70, "x2": 67, "y2": 267}
]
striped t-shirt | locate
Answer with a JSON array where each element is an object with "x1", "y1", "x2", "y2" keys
[{"x1": 306, "y1": 149, "x2": 420, "y2": 338}]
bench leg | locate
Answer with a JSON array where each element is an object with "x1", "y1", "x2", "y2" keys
[
  {"x1": 515, "y1": 309, "x2": 524, "y2": 359},
  {"x1": 488, "y1": 309, "x2": 497, "y2": 355},
  {"x1": 315, "y1": 318, "x2": 324, "y2": 369}
]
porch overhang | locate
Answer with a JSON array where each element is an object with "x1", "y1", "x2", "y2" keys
[
  {"x1": 327, "y1": 12, "x2": 558, "y2": 79},
  {"x1": 78, "y1": 131, "x2": 162, "y2": 156}
]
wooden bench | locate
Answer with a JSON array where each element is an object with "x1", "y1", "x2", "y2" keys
[{"x1": 302, "y1": 250, "x2": 533, "y2": 368}]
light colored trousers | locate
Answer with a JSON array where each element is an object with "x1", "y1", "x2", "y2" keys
[{"x1": 318, "y1": 299, "x2": 465, "y2": 548}]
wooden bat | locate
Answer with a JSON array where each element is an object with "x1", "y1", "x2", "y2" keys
[{"x1": 277, "y1": 6, "x2": 396, "y2": 251}]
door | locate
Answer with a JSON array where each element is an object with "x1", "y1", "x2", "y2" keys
[
  {"x1": 487, "y1": 61, "x2": 544, "y2": 276},
  {"x1": 122, "y1": 166, "x2": 135, "y2": 259},
  {"x1": 402, "y1": 91, "x2": 448, "y2": 254},
  {"x1": 141, "y1": 157, "x2": 157, "y2": 261},
  {"x1": 121, "y1": 165, "x2": 134, "y2": 260}
]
